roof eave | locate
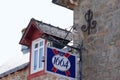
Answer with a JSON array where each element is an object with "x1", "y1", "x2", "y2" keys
[
  {"x1": 0, "y1": 62, "x2": 29, "y2": 78},
  {"x1": 19, "y1": 18, "x2": 73, "y2": 46},
  {"x1": 52, "y1": 0, "x2": 78, "y2": 10}
]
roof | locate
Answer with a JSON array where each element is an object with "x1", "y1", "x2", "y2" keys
[
  {"x1": 19, "y1": 18, "x2": 73, "y2": 46},
  {"x1": 0, "y1": 53, "x2": 29, "y2": 78},
  {"x1": 52, "y1": 0, "x2": 78, "y2": 10},
  {"x1": 35, "y1": 18, "x2": 72, "y2": 41}
]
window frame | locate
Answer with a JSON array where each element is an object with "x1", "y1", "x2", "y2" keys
[{"x1": 31, "y1": 38, "x2": 45, "y2": 74}]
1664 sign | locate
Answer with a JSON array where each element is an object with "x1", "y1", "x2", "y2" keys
[{"x1": 45, "y1": 47, "x2": 76, "y2": 80}]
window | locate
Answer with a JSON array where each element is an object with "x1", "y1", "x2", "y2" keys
[{"x1": 31, "y1": 38, "x2": 45, "y2": 74}]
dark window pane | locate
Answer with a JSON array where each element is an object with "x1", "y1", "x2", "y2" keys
[{"x1": 35, "y1": 43, "x2": 38, "y2": 48}]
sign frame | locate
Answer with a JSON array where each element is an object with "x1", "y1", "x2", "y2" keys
[{"x1": 45, "y1": 46, "x2": 77, "y2": 80}]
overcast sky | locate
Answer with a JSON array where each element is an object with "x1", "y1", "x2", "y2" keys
[{"x1": 0, "y1": 0, "x2": 73, "y2": 66}]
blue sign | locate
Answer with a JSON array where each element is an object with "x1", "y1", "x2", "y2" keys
[{"x1": 45, "y1": 47, "x2": 76, "y2": 79}]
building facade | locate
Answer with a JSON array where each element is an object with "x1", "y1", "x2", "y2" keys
[
  {"x1": 1, "y1": 0, "x2": 120, "y2": 80},
  {"x1": 19, "y1": 18, "x2": 74, "y2": 80},
  {"x1": 52, "y1": 0, "x2": 120, "y2": 80},
  {"x1": 0, "y1": 17, "x2": 74, "y2": 80}
]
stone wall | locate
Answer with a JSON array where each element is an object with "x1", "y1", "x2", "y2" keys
[
  {"x1": 0, "y1": 66, "x2": 72, "y2": 80},
  {"x1": 0, "y1": 67, "x2": 28, "y2": 80},
  {"x1": 30, "y1": 73, "x2": 69, "y2": 80},
  {"x1": 73, "y1": 0, "x2": 120, "y2": 80}
]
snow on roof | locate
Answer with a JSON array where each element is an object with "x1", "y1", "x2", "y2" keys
[
  {"x1": 34, "y1": 18, "x2": 73, "y2": 41},
  {"x1": 0, "y1": 52, "x2": 29, "y2": 78}
]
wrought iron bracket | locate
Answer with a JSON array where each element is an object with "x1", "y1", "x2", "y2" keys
[{"x1": 81, "y1": 9, "x2": 97, "y2": 35}]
